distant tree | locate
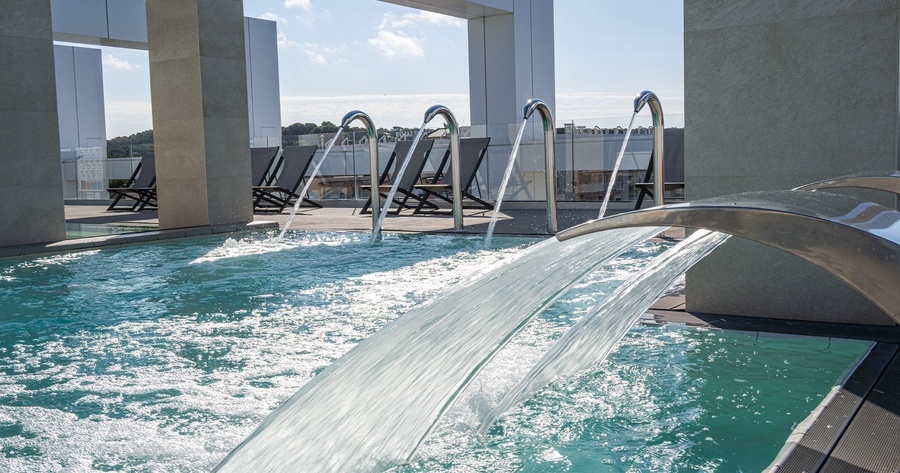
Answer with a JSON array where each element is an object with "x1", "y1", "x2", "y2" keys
[
  {"x1": 283, "y1": 122, "x2": 406, "y2": 143},
  {"x1": 107, "y1": 129, "x2": 154, "y2": 158},
  {"x1": 282, "y1": 122, "x2": 318, "y2": 137},
  {"x1": 313, "y1": 121, "x2": 340, "y2": 134}
]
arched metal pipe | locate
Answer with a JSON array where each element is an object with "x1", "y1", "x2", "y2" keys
[
  {"x1": 557, "y1": 190, "x2": 900, "y2": 322},
  {"x1": 340, "y1": 110, "x2": 380, "y2": 232},
  {"x1": 523, "y1": 99, "x2": 558, "y2": 233},
  {"x1": 634, "y1": 91, "x2": 665, "y2": 207},
  {"x1": 793, "y1": 170, "x2": 900, "y2": 195},
  {"x1": 424, "y1": 105, "x2": 463, "y2": 230}
]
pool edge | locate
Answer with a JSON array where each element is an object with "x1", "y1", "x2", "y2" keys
[{"x1": 0, "y1": 220, "x2": 280, "y2": 261}]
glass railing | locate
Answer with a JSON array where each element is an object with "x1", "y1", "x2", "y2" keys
[
  {"x1": 263, "y1": 113, "x2": 684, "y2": 204},
  {"x1": 62, "y1": 143, "x2": 155, "y2": 201},
  {"x1": 88, "y1": 113, "x2": 683, "y2": 206}
]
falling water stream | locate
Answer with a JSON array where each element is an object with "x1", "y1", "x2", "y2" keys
[
  {"x1": 278, "y1": 126, "x2": 345, "y2": 238},
  {"x1": 481, "y1": 230, "x2": 730, "y2": 429},
  {"x1": 214, "y1": 226, "x2": 664, "y2": 472},
  {"x1": 484, "y1": 118, "x2": 530, "y2": 248},
  {"x1": 598, "y1": 111, "x2": 638, "y2": 219},
  {"x1": 372, "y1": 126, "x2": 427, "y2": 242}
]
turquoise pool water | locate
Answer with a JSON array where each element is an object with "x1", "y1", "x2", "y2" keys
[{"x1": 0, "y1": 232, "x2": 871, "y2": 472}]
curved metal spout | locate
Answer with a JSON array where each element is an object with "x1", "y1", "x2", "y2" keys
[
  {"x1": 523, "y1": 99, "x2": 558, "y2": 233},
  {"x1": 340, "y1": 110, "x2": 380, "y2": 232},
  {"x1": 557, "y1": 190, "x2": 900, "y2": 322},
  {"x1": 423, "y1": 105, "x2": 463, "y2": 230},
  {"x1": 793, "y1": 170, "x2": 900, "y2": 195},
  {"x1": 634, "y1": 91, "x2": 666, "y2": 207}
]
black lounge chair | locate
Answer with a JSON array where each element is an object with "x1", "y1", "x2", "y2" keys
[
  {"x1": 253, "y1": 145, "x2": 322, "y2": 213},
  {"x1": 107, "y1": 152, "x2": 157, "y2": 211},
  {"x1": 359, "y1": 140, "x2": 439, "y2": 214},
  {"x1": 250, "y1": 146, "x2": 282, "y2": 188},
  {"x1": 413, "y1": 137, "x2": 492, "y2": 214}
]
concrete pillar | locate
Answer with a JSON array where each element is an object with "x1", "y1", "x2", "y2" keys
[
  {"x1": 146, "y1": 0, "x2": 253, "y2": 229},
  {"x1": 0, "y1": 0, "x2": 67, "y2": 246},
  {"x1": 684, "y1": 1, "x2": 899, "y2": 325}
]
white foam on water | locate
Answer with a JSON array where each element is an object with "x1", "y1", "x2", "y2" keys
[
  {"x1": 481, "y1": 230, "x2": 729, "y2": 430},
  {"x1": 189, "y1": 232, "x2": 363, "y2": 264},
  {"x1": 214, "y1": 227, "x2": 662, "y2": 472},
  {"x1": 0, "y1": 234, "x2": 535, "y2": 472}
]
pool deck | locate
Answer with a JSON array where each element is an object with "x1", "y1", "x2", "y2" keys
[
  {"x1": 63, "y1": 200, "x2": 657, "y2": 237},
  {"x1": 0, "y1": 201, "x2": 684, "y2": 259},
  {"x1": 6, "y1": 202, "x2": 899, "y2": 470},
  {"x1": 0, "y1": 202, "x2": 591, "y2": 258}
]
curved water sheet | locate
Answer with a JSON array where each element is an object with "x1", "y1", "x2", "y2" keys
[
  {"x1": 597, "y1": 111, "x2": 638, "y2": 219},
  {"x1": 279, "y1": 127, "x2": 344, "y2": 238},
  {"x1": 482, "y1": 230, "x2": 730, "y2": 430},
  {"x1": 373, "y1": 127, "x2": 427, "y2": 241},
  {"x1": 214, "y1": 226, "x2": 664, "y2": 472},
  {"x1": 484, "y1": 118, "x2": 528, "y2": 248}
]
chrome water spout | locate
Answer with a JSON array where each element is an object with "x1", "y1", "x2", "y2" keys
[
  {"x1": 634, "y1": 91, "x2": 665, "y2": 207},
  {"x1": 557, "y1": 190, "x2": 900, "y2": 322},
  {"x1": 423, "y1": 105, "x2": 463, "y2": 230},
  {"x1": 340, "y1": 110, "x2": 380, "y2": 232},
  {"x1": 523, "y1": 99, "x2": 558, "y2": 233}
]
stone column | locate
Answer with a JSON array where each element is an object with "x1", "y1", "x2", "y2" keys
[
  {"x1": 146, "y1": 0, "x2": 253, "y2": 229},
  {"x1": 684, "y1": 1, "x2": 899, "y2": 324},
  {"x1": 0, "y1": 0, "x2": 66, "y2": 246}
]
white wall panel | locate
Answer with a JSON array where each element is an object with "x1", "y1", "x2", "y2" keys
[
  {"x1": 245, "y1": 17, "x2": 282, "y2": 147},
  {"x1": 73, "y1": 47, "x2": 106, "y2": 148},
  {"x1": 54, "y1": 45, "x2": 79, "y2": 150}
]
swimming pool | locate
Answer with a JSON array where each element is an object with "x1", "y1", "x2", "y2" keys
[{"x1": 0, "y1": 232, "x2": 871, "y2": 471}]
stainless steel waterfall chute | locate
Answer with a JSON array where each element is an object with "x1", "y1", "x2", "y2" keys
[
  {"x1": 793, "y1": 170, "x2": 900, "y2": 195},
  {"x1": 557, "y1": 189, "x2": 900, "y2": 322}
]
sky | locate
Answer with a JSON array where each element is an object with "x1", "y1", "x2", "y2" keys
[{"x1": 97, "y1": 0, "x2": 684, "y2": 138}]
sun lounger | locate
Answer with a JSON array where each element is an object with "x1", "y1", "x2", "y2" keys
[
  {"x1": 359, "y1": 140, "x2": 438, "y2": 214},
  {"x1": 250, "y1": 146, "x2": 282, "y2": 188},
  {"x1": 107, "y1": 152, "x2": 156, "y2": 211},
  {"x1": 253, "y1": 145, "x2": 322, "y2": 213},
  {"x1": 413, "y1": 137, "x2": 492, "y2": 214}
]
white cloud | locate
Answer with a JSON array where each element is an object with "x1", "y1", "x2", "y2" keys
[
  {"x1": 284, "y1": 0, "x2": 311, "y2": 10},
  {"x1": 281, "y1": 94, "x2": 470, "y2": 128},
  {"x1": 368, "y1": 11, "x2": 459, "y2": 59},
  {"x1": 368, "y1": 30, "x2": 424, "y2": 58},
  {"x1": 257, "y1": 12, "x2": 287, "y2": 24},
  {"x1": 302, "y1": 44, "x2": 325, "y2": 64},
  {"x1": 379, "y1": 11, "x2": 464, "y2": 30},
  {"x1": 277, "y1": 31, "x2": 299, "y2": 48},
  {"x1": 103, "y1": 54, "x2": 140, "y2": 71},
  {"x1": 296, "y1": 42, "x2": 348, "y2": 65}
]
